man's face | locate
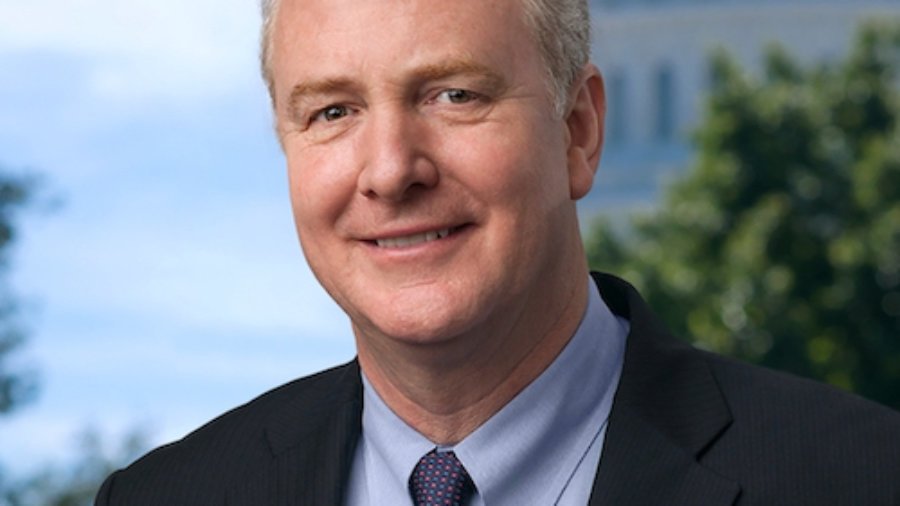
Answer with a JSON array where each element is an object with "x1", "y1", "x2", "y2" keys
[{"x1": 271, "y1": 0, "x2": 598, "y2": 347}]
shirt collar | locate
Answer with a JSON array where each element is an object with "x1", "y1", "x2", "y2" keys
[
  {"x1": 359, "y1": 374, "x2": 434, "y2": 494},
  {"x1": 359, "y1": 277, "x2": 627, "y2": 505}
]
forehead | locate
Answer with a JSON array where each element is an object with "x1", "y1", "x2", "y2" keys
[
  {"x1": 274, "y1": 0, "x2": 529, "y2": 41},
  {"x1": 270, "y1": 0, "x2": 540, "y2": 99}
]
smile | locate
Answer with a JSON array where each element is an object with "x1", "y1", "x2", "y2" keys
[{"x1": 375, "y1": 227, "x2": 455, "y2": 249}]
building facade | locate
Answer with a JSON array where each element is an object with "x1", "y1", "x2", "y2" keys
[{"x1": 584, "y1": 0, "x2": 900, "y2": 215}]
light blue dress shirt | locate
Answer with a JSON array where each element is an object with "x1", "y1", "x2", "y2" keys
[{"x1": 345, "y1": 278, "x2": 629, "y2": 505}]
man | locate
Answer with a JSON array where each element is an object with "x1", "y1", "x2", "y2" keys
[{"x1": 96, "y1": 0, "x2": 900, "y2": 504}]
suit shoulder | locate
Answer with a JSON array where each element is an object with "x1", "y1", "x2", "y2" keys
[
  {"x1": 703, "y1": 350, "x2": 900, "y2": 428},
  {"x1": 96, "y1": 360, "x2": 360, "y2": 505},
  {"x1": 699, "y1": 352, "x2": 900, "y2": 502}
]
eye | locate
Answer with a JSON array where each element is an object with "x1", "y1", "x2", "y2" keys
[
  {"x1": 435, "y1": 88, "x2": 480, "y2": 105},
  {"x1": 314, "y1": 105, "x2": 350, "y2": 123}
]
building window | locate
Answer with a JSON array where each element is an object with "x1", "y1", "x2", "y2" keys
[
  {"x1": 607, "y1": 69, "x2": 628, "y2": 146},
  {"x1": 655, "y1": 63, "x2": 676, "y2": 142}
]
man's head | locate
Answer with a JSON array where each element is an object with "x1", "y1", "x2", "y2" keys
[
  {"x1": 260, "y1": 0, "x2": 591, "y2": 116},
  {"x1": 265, "y1": 0, "x2": 604, "y2": 363}
]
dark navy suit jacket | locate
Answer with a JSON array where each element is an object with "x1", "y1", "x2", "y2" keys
[{"x1": 95, "y1": 273, "x2": 900, "y2": 505}]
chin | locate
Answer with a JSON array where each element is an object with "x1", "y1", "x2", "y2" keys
[
  {"x1": 353, "y1": 294, "x2": 487, "y2": 347},
  {"x1": 374, "y1": 311, "x2": 470, "y2": 344}
]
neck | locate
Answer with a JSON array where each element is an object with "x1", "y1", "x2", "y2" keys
[{"x1": 356, "y1": 263, "x2": 590, "y2": 445}]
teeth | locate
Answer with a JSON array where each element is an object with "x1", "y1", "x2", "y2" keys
[{"x1": 376, "y1": 228, "x2": 453, "y2": 248}]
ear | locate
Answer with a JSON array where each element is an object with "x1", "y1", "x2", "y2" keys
[{"x1": 565, "y1": 65, "x2": 606, "y2": 200}]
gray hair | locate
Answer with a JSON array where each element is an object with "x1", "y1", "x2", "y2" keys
[{"x1": 259, "y1": 0, "x2": 590, "y2": 116}]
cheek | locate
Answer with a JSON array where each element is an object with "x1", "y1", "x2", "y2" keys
[
  {"x1": 286, "y1": 145, "x2": 358, "y2": 234},
  {"x1": 286, "y1": 152, "x2": 358, "y2": 300},
  {"x1": 449, "y1": 122, "x2": 569, "y2": 212}
]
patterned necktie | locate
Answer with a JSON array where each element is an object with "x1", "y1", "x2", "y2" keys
[{"x1": 409, "y1": 449, "x2": 476, "y2": 506}]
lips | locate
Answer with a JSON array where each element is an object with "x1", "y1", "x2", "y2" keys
[{"x1": 375, "y1": 227, "x2": 454, "y2": 249}]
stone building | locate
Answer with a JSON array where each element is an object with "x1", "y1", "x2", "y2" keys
[{"x1": 585, "y1": 0, "x2": 900, "y2": 215}]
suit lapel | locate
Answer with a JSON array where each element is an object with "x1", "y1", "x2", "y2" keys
[
  {"x1": 588, "y1": 407, "x2": 739, "y2": 505},
  {"x1": 229, "y1": 361, "x2": 363, "y2": 506},
  {"x1": 589, "y1": 273, "x2": 741, "y2": 505},
  {"x1": 273, "y1": 399, "x2": 360, "y2": 505}
]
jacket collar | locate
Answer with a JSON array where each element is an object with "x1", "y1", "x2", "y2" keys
[
  {"x1": 589, "y1": 272, "x2": 740, "y2": 505},
  {"x1": 231, "y1": 361, "x2": 364, "y2": 506}
]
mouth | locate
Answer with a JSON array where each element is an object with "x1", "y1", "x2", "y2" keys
[{"x1": 372, "y1": 225, "x2": 465, "y2": 249}]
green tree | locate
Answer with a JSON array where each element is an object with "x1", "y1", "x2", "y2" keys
[
  {"x1": 0, "y1": 168, "x2": 147, "y2": 504},
  {"x1": 0, "y1": 171, "x2": 37, "y2": 414},
  {"x1": 587, "y1": 23, "x2": 900, "y2": 408},
  {"x1": 1, "y1": 428, "x2": 149, "y2": 506}
]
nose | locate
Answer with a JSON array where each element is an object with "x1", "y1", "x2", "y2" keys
[{"x1": 356, "y1": 107, "x2": 439, "y2": 202}]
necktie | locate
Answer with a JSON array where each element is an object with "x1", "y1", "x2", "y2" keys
[{"x1": 409, "y1": 449, "x2": 476, "y2": 506}]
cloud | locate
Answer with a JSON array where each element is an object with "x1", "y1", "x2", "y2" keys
[{"x1": 0, "y1": 0, "x2": 263, "y2": 105}]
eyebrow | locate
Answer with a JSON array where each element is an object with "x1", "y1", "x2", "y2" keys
[
  {"x1": 286, "y1": 77, "x2": 358, "y2": 120},
  {"x1": 412, "y1": 60, "x2": 507, "y2": 92},
  {"x1": 285, "y1": 60, "x2": 508, "y2": 119}
]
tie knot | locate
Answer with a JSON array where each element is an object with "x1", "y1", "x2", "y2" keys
[{"x1": 409, "y1": 449, "x2": 475, "y2": 506}]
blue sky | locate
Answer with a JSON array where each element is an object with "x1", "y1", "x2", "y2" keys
[{"x1": 0, "y1": 0, "x2": 357, "y2": 472}]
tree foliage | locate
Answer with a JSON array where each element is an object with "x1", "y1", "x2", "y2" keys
[
  {"x1": 586, "y1": 23, "x2": 900, "y2": 408},
  {"x1": 0, "y1": 168, "x2": 147, "y2": 503},
  {"x1": 0, "y1": 428, "x2": 149, "y2": 506},
  {"x1": 0, "y1": 171, "x2": 36, "y2": 415}
]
